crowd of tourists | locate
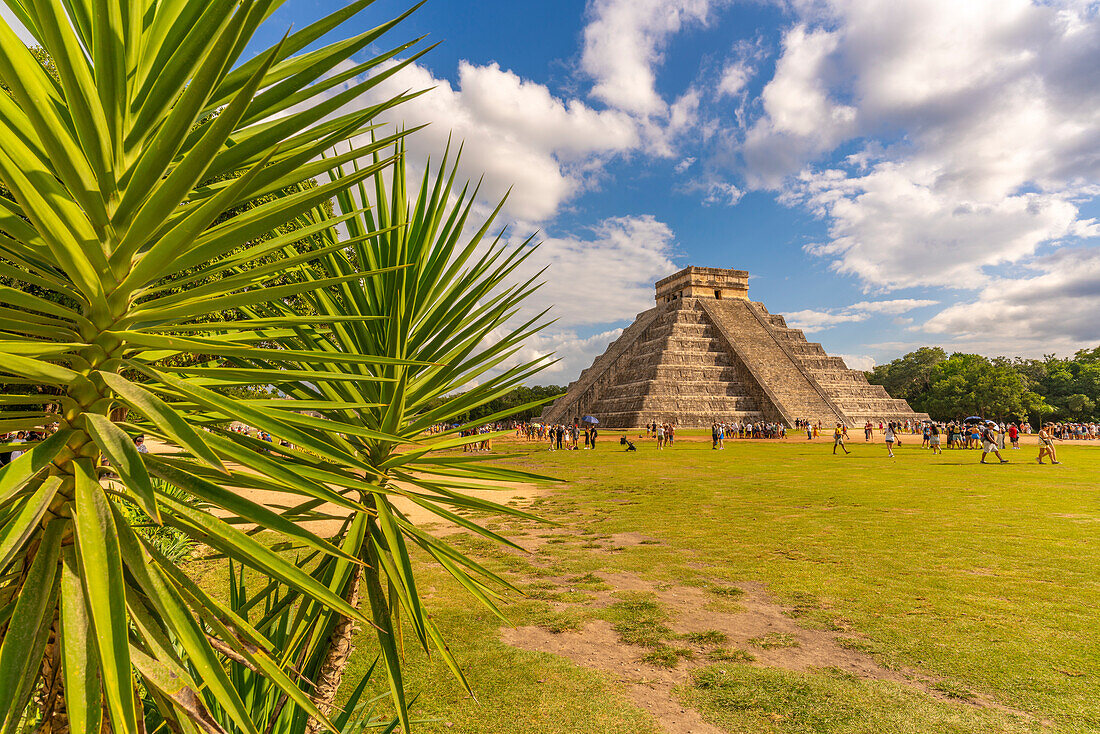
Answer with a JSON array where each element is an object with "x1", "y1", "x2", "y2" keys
[
  {"x1": 710, "y1": 421, "x2": 786, "y2": 447},
  {"x1": 822, "y1": 418, "x2": 1070, "y2": 465}
]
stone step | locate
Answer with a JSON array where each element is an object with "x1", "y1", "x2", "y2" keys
[
  {"x1": 619, "y1": 364, "x2": 744, "y2": 383},
  {"x1": 808, "y1": 369, "x2": 879, "y2": 385},
  {"x1": 638, "y1": 335, "x2": 727, "y2": 353},
  {"x1": 831, "y1": 399, "x2": 917, "y2": 414},
  {"x1": 598, "y1": 379, "x2": 753, "y2": 400},
  {"x1": 637, "y1": 349, "x2": 733, "y2": 367},
  {"x1": 782, "y1": 340, "x2": 828, "y2": 357},
  {"x1": 593, "y1": 394, "x2": 762, "y2": 413},
  {"x1": 814, "y1": 386, "x2": 895, "y2": 401},
  {"x1": 700, "y1": 299, "x2": 843, "y2": 426},
  {"x1": 799, "y1": 355, "x2": 850, "y2": 371},
  {"x1": 664, "y1": 308, "x2": 709, "y2": 325}
]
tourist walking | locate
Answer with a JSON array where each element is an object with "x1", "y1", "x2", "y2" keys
[
  {"x1": 833, "y1": 423, "x2": 850, "y2": 455},
  {"x1": 979, "y1": 422, "x2": 1009, "y2": 464},
  {"x1": 884, "y1": 422, "x2": 897, "y2": 458},
  {"x1": 1037, "y1": 423, "x2": 1060, "y2": 464},
  {"x1": 656, "y1": 423, "x2": 665, "y2": 449},
  {"x1": 1008, "y1": 422, "x2": 1019, "y2": 449},
  {"x1": 929, "y1": 422, "x2": 942, "y2": 454}
]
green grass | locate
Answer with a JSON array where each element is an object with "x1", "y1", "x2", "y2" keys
[
  {"x1": 679, "y1": 630, "x2": 730, "y2": 645},
  {"x1": 191, "y1": 435, "x2": 1100, "y2": 733},
  {"x1": 476, "y1": 436, "x2": 1098, "y2": 732},
  {"x1": 683, "y1": 664, "x2": 1036, "y2": 733},
  {"x1": 601, "y1": 594, "x2": 673, "y2": 647}
]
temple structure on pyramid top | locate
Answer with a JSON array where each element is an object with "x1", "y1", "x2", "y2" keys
[{"x1": 540, "y1": 266, "x2": 928, "y2": 428}]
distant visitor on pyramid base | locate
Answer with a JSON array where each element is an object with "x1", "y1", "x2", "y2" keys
[{"x1": 540, "y1": 267, "x2": 928, "y2": 429}]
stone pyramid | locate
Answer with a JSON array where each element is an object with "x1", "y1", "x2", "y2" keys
[{"x1": 541, "y1": 267, "x2": 928, "y2": 428}]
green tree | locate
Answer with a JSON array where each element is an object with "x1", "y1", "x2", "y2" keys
[
  {"x1": 921, "y1": 353, "x2": 1042, "y2": 420},
  {"x1": 865, "y1": 346, "x2": 946, "y2": 404}
]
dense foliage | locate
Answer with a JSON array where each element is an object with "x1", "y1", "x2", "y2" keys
[
  {"x1": 867, "y1": 346, "x2": 1100, "y2": 422},
  {"x1": 443, "y1": 384, "x2": 565, "y2": 423}
]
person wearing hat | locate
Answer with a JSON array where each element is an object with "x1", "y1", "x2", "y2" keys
[
  {"x1": 833, "y1": 422, "x2": 850, "y2": 455},
  {"x1": 979, "y1": 421, "x2": 1008, "y2": 464}
]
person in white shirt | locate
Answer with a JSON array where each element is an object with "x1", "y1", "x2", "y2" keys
[
  {"x1": 884, "y1": 422, "x2": 897, "y2": 458},
  {"x1": 9, "y1": 431, "x2": 26, "y2": 461}
]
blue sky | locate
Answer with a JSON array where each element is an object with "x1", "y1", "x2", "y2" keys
[{"x1": 10, "y1": 0, "x2": 1095, "y2": 382}]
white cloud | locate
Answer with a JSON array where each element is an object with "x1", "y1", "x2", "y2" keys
[
  {"x1": 849, "y1": 298, "x2": 941, "y2": 314},
  {"x1": 717, "y1": 61, "x2": 751, "y2": 98},
  {"x1": 360, "y1": 60, "x2": 639, "y2": 222},
  {"x1": 675, "y1": 157, "x2": 697, "y2": 173},
  {"x1": 922, "y1": 247, "x2": 1100, "y2": 355},
  {"x1": 513, "y1": 328, "x2": 626, "y2": 386},
  {"x1": 785, "y1": 308, "x2": 868, "y2": 332},
  {"x1": 740, "y1": 0, "x2": 1100, "y2": 301},
  {"x1": 785, "y1": 298, "x2": 937, "y2": 332},
  {"x1": 742, "y1": 24, "x2": 857, "y2": 186},
  {"x1": 514, "y1": 215, "x2": 680, "y2": 327},
  {"x1": 581, "y1": 0, "x2": 722, "y2": 117},
  {"x1": 836, "y1": 353, "x2": 876, "y2": 371},
  {"x1": 701, "y1": 180, "x2": 744, "y2": 206}
]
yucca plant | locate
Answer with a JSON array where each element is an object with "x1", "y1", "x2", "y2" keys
[
  {"x1": 0, "y1": 1, "x2": 437, "y2": 731},
  {"x1": 222, "y1": 143, "x2": 558, "y2": 730},
  {"x1": 142, "y1": 558, "x2": 405, "y2": 734}
]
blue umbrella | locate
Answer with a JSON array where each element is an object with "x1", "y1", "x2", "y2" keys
[
  {"x1": 582, "y1": 415, "x2": 599, "y2": 424},
  {"x1": 963, "y1": 415, "x2": 984, "y2": 423}
]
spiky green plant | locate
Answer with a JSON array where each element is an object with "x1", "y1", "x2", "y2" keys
[
  {"x1": 0, "y1": 1, "x2": 435, "y2": 731},
  {"x1": 227, "y1": 144, "x2": 557, "y2": 729}
]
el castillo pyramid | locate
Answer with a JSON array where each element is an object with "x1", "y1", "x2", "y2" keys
[{"x1": 541, "y1": 267, "x2": 928, "y2": 428}]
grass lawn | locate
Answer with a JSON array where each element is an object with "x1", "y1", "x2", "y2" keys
[{"x1": 205, "y1": 434, "x2": 1100, "y2": 733}]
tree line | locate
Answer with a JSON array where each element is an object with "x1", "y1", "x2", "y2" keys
[{"x1": 865, "y1": 346, "x2": 1100, "y2": 423}]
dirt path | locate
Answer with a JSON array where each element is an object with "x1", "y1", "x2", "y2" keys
[
  {"x1": 144, "y1": 438, "x2": 548, "y2": 537},
  {"x1": 500, "y1": 568, "x2": 1045, "y2": 734}
]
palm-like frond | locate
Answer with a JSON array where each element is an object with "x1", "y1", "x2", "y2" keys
[
  {"x1": 237, "y1": 143, "x2": 556, "y2": 728},
  {"x1": 0, "y1": 2, "x2": 430, "y2": 732}
]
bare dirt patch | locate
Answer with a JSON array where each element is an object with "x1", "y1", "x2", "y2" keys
[
  {"x1": 501, "y1": 570, "x2": 1042, "y2": 733},
  {"x1": 501, "y1": 620, "x2": 726, "y2": 734}
]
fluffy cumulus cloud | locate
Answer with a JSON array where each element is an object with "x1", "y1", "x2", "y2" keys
[
  {"x1": 736, "y1": 0, "x2": 1100, "y2": 350},
  {"x1": 717, "y1": 61, "x2": 751, "y2": 99},
  {"x1": 785, "y1": 298, "x2": 938, "y2": 332},
  {"x1": 514, "y1": 215, "x2": 680, "y2": 327},
  {"x1": 493, "y1": 215, "x2": 680, "y2": 386},
  {"x1": 511, "y1": 328, "x2": 627, "y2": 385},
  {"x1": 581, "y1": 0, "x2": 721, "y2": 117},
  {"x1": 360, "y1": 60, "x2": 639, "y2": 222},
  {"x1": 836, "y1": 353, "x2": 876, "y2": 371},
  {"x1": 923, "y1": 247, "x2": 1100, "y2": 355}
]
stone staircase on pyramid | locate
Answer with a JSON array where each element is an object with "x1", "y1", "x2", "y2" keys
[{"x1": 540, "y1": 267, "x2": 927, "y2": 428}]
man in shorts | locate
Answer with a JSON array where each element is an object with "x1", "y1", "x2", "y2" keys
[
  {"x1": 979, "y1": 422, "x2": 1008, "y2": 464},
  {"x1": 833, "y1": 423, "x2": 850, "y2": 455}
]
